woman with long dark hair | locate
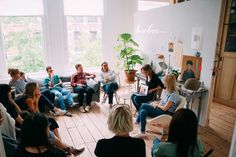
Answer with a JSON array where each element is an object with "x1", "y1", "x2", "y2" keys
[
  {"x1": 152, "y1": 108, "x2": 204, "y2": 157},
  {"x1": 17, "y1": 113, "x2": 66, "y2": 157}
]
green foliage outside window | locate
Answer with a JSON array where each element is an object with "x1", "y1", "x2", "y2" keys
[{"x1": 1, "y1": 17, "x2": 45, "y2": 73}]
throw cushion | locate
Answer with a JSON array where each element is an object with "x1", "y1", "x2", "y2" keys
[
  {"x1": 27, "y1": 77, "x2": 45, "y2": 88},
  {"x1": 86, "y1": 78, "x2": 99, "y2": 92}
]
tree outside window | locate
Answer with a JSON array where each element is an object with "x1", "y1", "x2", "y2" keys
[
  {"x1": 67, "y1": 16, "x2": 102, "y2": 69},
  {"x1": 0, "y1": 17, "x2": 45, "y2": 73}
]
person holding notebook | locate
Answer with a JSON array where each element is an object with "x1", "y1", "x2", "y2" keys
[{"x1": 131, "y1": 64, "x2": 164, "y2": 112}]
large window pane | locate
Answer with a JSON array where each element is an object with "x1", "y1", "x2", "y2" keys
[
  {"x1": 66, "y1": 16, "x2": 102, "y2": 69},
  {"x1": 0, "y1": 17, "x2": 45, "y2": 73}
]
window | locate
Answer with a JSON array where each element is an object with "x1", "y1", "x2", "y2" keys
[
  {"x1": 64, "y1": 0, "x2": 103, "y2": 69},
  {"x1": 66, "y1": 16, "x2": 102, "y2": 68},
  {"x1": 0, "y1": 0, "x2": 44, "y2": 74},
  {"x1": 87, "y1": 16, "x2": 97, "y2": 23},
  {"x1": 90, "y1": 31, "x2": 97, "y2": 41},
  {"x1": 138, "y1": 1, "x2": 170, "y2": 11},
  {"x1": 0, "y1": 16, "x2": 45, "y2": 73}
]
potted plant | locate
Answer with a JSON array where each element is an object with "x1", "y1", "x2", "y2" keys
[{"x1": 114, "y1": 33, "x2": 144, "y2": 81}]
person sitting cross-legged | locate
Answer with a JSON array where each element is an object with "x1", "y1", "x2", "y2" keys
[
  {"x1": 134, "y1": 74, "x2": 180, "y2": 138},
  {"x1": 71, "y1": 64, "x2": 96, "y2": 113},
  {"x1": 100, "y1": 61, "x2": 119, "y2": 108},
  {"x1": 44, "y1": 66, "x2": 76, "y2": 112}
]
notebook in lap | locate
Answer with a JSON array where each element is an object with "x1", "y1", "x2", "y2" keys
[{"x1": 133, "y1": 84, "x2": 148, "y2": 96}]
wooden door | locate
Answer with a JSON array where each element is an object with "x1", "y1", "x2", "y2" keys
[{"x1": 214, "y1": 0, "x2": 236, "y2": 108}]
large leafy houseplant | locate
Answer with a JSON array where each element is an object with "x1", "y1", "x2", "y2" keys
[{"x1": 114, "y1": 33, "x2": 144, "y2": 81}]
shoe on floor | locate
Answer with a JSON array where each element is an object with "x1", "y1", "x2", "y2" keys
[
  {"x1": 133, "y1": 132, "x2": 147, "y2": 139},
  {"x1": 64, "y1": 146, "x2": 85, "y2": 156},
  {"x1": 79, "y1": 106, "x2": 86, "y2": 113},
  {"x1": 54, "y1": 109, "x2": 67, "y2": 116},
  {"x1": 70, "y1": 102, "x2": 78, "y2": 108},
  {"x1": 85, "y1": 106, "x2": 90, "y2": 112},
  {"x1": 64, "y1": 111, "x2": 72, "y2": 117}
]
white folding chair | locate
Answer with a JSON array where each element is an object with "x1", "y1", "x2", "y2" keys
[{"x1": 146, "y1": 95, "x2": 186, "y2": 135}]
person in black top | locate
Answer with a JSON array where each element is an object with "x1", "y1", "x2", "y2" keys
[
  {"x1": 131, "y1": 64, "x2": 164, "y2": 111},
  {"x1": 0, "y1": 84, "x2": 23, "y2": 125},
  {"x1": 14, "y1": 82, "x2": 85, "y2": 156},
  {"x1": 17, "y1": 113, "x2": 66, "y2": 157},
  {"x1": 94, "y1": 104, "x2": 146, "y2": 157}
]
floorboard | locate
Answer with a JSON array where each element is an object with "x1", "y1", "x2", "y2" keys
[{"x1": 55, "y1": 91, "x2": 235, "y2": 157}]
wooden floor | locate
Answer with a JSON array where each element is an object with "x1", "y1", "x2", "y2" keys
[{"x1": 55, "y1": 98, "x2": 236, "y2": 157}]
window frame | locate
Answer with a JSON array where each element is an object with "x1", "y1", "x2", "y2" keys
[{"x1": 0, "y1": 15, "x2": 47, "y2": 75}]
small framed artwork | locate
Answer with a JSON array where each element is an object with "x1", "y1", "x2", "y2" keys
[
  {"x1": 180, "y1": 55, "x2": 202, "y2": 82},
  {"x1": 168, "y1": 42, "x2": 174, "y2": 52}
]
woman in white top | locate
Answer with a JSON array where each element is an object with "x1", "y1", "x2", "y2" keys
[{"x1": 100, "y1": 62, "x2": 118, "y2": 108}]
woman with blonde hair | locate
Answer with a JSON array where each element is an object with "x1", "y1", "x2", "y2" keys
[
  {"x1": 134, "y1": 74, "x2": 180, "y2": 138},
  {"x1": 95, "y1": 105, "x2": 146, "y2": 157}
]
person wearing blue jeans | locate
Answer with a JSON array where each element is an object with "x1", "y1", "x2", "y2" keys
[
  {"x1": 131, "y1": 64, "x2": 164, "y2": 112},
  {"x1": 44, "y1": 66, "x2": 75, "y2": 110},
  {"x1": 50, "y1": 87, "x2": 73, "y2": 110},
  {"x1": 134, "y1": 75, "x2": 180, "y2": 138},
  {"x1": 100, "y1": 62, "x2": 118, "y2": 108},
  {"x1": 103, "y1": 82, "x2": 118, "y2": 104}
]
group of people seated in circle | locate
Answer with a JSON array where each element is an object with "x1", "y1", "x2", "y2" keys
[{"x1": 0, "y1": 61, "x2": 204, "y2": 157}]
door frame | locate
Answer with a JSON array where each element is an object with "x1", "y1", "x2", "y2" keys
[{"x1": 205, "y1": 0, "x2": 228, "y2": 126}]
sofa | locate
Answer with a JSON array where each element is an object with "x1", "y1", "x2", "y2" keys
[{"x1": 27, "y1": 76, "x2": 100, "y2": 105}]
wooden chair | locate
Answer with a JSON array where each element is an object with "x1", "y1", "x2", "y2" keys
[{"x1": 146, "y1": 95, "x2": 186, "y2": 135}]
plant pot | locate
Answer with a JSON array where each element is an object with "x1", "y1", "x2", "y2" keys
[{"x1": 125, "y1": 70, "x2": 137, "y2": 82}]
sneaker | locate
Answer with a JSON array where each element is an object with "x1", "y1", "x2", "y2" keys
[
  {"x1": 102, "y1": 98, "x2": 106, "y2": 104},
  {"x1": 64, "y1": 146, "x2": 85, "y2": 156},
  {"x1": 133, "y1": 132, "x2": 147, "y2": 139},
  {"x1": 70, "y1": 102, "x2": 78, "y2": 108},
  {"x1": 54, "y1": 109, "x2": 67, "y2": 116},
  {"x1": 64, "y1": 111, "x2": 72, "y2": 117},
  {"x1": 49, "y1": 111, "x2": 56, "y2": 116},
  {"x1": 109, "y1": 104, "x2": 113, "y2": 109},
  {"x1": 85, "y1": 106, "x2": 90, "y2": 112},
  {"x1": 79, "y1": 106, "x2": 86, "y2": 113}
]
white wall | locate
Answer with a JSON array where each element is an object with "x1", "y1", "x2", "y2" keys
[
  {"x1": 102, "y1": 0, "x2": 138, "y2": 70},
  {"x1": 134, "y1": 0, "x2": 222, "y2": 125}
]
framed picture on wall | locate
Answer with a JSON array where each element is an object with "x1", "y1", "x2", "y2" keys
[{"x1": 180, "y1": 55, "x2": 202, "y2": 82}]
